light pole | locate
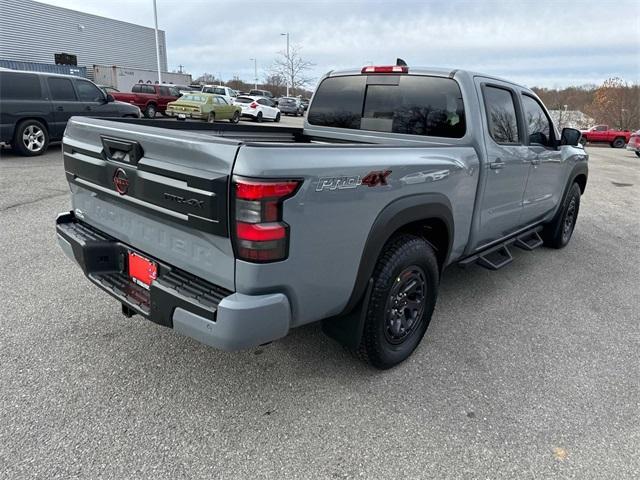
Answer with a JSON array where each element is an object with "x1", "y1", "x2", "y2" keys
[
  {"x1": 152, "y1": 0, "x2": 162, "y2": 84},
  {"x1": 280, "y1": 32, "x2": 290, "y2": 96},
  {"x1": 250, "y1": 58, "x2": 258, "y2": 90}
]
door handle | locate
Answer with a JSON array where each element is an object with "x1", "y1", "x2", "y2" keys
[
  {"x1": 56, "y1": 106, "x2": 63, "y2": 111},
  {"x1": 85, "y1": 106, "x2": 92, "y2": 111},
  {"x1": 531, "y1": 157, "x2": 541, "y2": 165},
  {"x1": 490, "y1": 159, "x2": 505, "y2": 170}
]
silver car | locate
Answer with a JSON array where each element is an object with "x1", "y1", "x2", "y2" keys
[{"x1": 277, "y1": 97, "x2": 304, "y2": 116}]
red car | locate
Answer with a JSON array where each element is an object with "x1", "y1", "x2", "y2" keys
[
  {"x1": 111, "y1": 84, "x2": 180, "y2": 118},
  {"x1": 580, "y1": 125, "x2": 632, "y2": 148},
  {"x1": 626, "y1": 130, "x2": 640, "y2": 157}
]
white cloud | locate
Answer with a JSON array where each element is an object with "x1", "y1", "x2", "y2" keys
[{"x1": 36, "y1": 0, "x2": 640, "y2": 87}]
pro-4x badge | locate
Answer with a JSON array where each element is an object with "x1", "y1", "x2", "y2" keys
[{"x1": 316, "y1": 170, "x2": 391, "y2": 191}]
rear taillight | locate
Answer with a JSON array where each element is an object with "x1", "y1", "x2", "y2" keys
[
  {"x1": 361, "y1": 65, "x2": 409, "y2": 74},
  {"x1": 233, "y1": 177, "x2": 301, "y2": 262},
  {"x1": 249, "y1": 102, "x2": 258, "y2": 109}
]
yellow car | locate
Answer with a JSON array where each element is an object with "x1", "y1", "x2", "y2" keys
[{"x1": 166, "y1": 93, "x2": 241, "y2": 123}]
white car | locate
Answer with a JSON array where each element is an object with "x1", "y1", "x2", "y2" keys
[
  {"x1": 234, "y1": 96, "x2": 281, "y2": 122},
  {"x1": 201, "y1": 85, "x2": 236, "y2": 105}
]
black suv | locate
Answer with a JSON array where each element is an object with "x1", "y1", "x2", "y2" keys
[{"x1": 0, "y1": 69, "x2": 141, "y2": 156}]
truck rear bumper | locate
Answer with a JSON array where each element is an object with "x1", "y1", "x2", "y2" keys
[{"x1": 56, "y1": 211, "x2": 291, "y2": 351}]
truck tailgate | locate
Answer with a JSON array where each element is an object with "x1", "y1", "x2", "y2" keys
[{"x1": 62, "y1": 117, "x2": 239, "y2": 291}]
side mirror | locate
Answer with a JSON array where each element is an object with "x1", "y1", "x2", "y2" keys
[
  {"x1": 560, "y1": 127, "x2": 581, "y2": 146},
  {"x1": 105, "y1": 94, "x2": 115, "y2": 103}
]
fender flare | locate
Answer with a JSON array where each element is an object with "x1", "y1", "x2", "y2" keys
[
  {"x1": 553, "y1": 161, "x2": 588, "y2": 220},
  {"x1": 341, "y1": 193, "x2": 454, "y2": 316}
]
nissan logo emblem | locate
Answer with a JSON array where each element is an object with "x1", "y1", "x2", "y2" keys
[{"x1": 113, "y1": 168, "x2": 129, "y2": 195}]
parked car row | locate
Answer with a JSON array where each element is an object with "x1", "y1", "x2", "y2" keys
[{"x1": 0, "y1": 69, "x2": 141, "y2": 156}]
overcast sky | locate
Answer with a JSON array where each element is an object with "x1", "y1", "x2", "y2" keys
[{"x1": 38, "y1": 0, "x2": 640, "y2": 89}]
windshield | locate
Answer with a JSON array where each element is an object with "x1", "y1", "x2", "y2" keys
[
  {"x1": 235, "y1": 97, "x2": 253, "y2": 104},
  {"x1": 308, "y1": 74, "x2": 466, "y2": 138},
  {"x1": 279, "y1": 98, "x2": 296, "y2": 104},
  {"x1": 203, "y1": 87, "x2": 226, "y2": 95}
]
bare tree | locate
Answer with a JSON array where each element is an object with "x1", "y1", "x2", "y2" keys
[
  {"x1": 270, "y1": 44, "x2": 314, "y2": 96},
  {"x1": 263, "y1": 73, "x2": 287, "y2": 97},
  {"x1": 587, "y1": 77, "x2": 639, "y2": 130},
  {"x1": 194, "y1": 72, "x2": 222, "y2": 85}
]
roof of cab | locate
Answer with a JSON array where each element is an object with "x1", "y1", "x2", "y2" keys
[
  {"x1": 325, "y1": 66, "x2": 529, "y2": 90},
  {"x1": 0, "y1": 68, "x2": 85, "y2": 80}
]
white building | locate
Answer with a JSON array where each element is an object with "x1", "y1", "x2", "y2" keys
[
  {"x1": 0, "y1": 0, "x2": 168, "y2": 72},
  {"x1": 548, "y1": 109, "x2": 595, "y2": 130}
]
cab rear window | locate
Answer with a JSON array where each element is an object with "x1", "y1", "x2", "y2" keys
[{"x1": 308, "y1": 74, "x2": 466, "y2": 138}]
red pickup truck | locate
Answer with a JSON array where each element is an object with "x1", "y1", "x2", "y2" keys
[
  {"x1": 580, "y1": 125, "x2": 631, "y2": 148},
  {"x1": 111, "y1": 84, "x2": 180, "y2": 118}
]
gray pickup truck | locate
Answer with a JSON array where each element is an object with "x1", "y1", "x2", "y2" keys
[{"x1": 56, "y1": 64, "x2": 588, "y2": 369}]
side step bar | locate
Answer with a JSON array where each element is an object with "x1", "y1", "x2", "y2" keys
[
  {"x1": 477, "y1": 245, "x2": 513, "y2": 270},
  {"x1": 459, "y1": 226, "x2": 543, "y2": 271},
  {"x1": 514, "y1": 230, "x2": 543, "y2": 251}
]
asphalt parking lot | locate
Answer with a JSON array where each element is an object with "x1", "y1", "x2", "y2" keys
[{"x1": 1, "y1": 141, "x2": 638, "y2": 479}]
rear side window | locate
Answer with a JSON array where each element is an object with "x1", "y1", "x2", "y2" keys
[
  {"x1": 0, "y1": 72, "x2": 42, "y2": 100},
  {"x1": 142, "y1": 85, "x2": 155, "y2": 94},
  {"x1": 522, "y1": 95, "x2": 552, "y2": 147},
  {"x1": 48, "y1": 77, "x2": 77, "y2": 101},
  {"x1": 132, "y1": 84, "x2": 142, "y2": 93},
  {"x1": 307, "y1": 76, "x2": 365, "y2": 129},
  {"x1": 483, "y1": 86, "x2": 520, "y2": 144},
  {"x1": 309, "y1": 75, "x2": 466, "y2": 138}
]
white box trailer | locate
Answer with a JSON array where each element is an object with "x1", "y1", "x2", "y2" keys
[{"x1": 91, "y1": 64, "x2": 192, "y2": 92}]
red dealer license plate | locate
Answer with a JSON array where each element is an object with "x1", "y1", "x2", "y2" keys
[{"x1": 128, "y1": 252, "x2": 157, "y2": 289}]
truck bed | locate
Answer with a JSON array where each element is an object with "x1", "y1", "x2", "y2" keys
[{"x1": 108, "y1": 117, "x2": 365, "y2": 145}]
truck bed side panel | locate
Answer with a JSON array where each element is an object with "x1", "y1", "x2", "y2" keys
[{"x1": 232, "y1": 144, "x2": 480, "y2": 326}]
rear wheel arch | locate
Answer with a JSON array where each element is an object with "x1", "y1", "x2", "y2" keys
[
  {"x1": 11, "y1": 116, "x2": 50, "y2": 139},
  {"x1": 341, "y1": 194, "x2": 454, "y2": 317}
]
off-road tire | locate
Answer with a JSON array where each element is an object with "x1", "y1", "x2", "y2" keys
[
  {"x1": 13, "y1": 119, "x2": 49, "y2": 156},
  {"x1": 542, "y1": 182, "x2": 581, "y2": 249},
  {"x1": 356, "y1": 235, "x2": 439, "y2": 369},
  {"x1": 144, "y1": 103, "x2": 156, "y2": 118}
]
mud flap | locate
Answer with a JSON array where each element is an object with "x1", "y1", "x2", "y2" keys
[{"x1": 322, "y1": 278, "x2": 374, "y2": 350}]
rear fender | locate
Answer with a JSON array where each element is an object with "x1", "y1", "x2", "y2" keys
[{"x1": 323, "y1": 194, "x2": 453, "y2": 349}]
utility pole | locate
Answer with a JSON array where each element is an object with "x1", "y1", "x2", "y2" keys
[
  {"x1": 250, "y1": 58, "x2": 258, "y2": 90},
  {"x1": 152, "y1": 0, "x2": 162, "y2": 84},
  {"x1": 280, "y1": 32, "x2": 290, "y2": 96}
]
